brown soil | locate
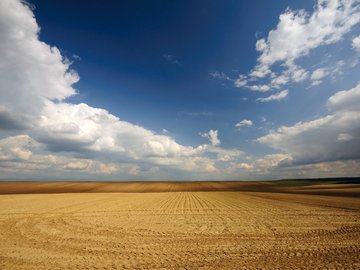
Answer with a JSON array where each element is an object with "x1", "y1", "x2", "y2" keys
[
  {"x1": 0, "y1": 182, "x2": 359, "y2": 269},
  {"x1": 0, "y1": 180, "x2": 359, "y2": 196}
]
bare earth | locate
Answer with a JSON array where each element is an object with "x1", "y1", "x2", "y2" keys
[{"x1": 0, "y1": 181, "x2": 359, "y2": 269}]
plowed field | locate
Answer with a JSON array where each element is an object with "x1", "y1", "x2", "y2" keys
[{"x1": 1, "y1": 189, "x2": 359, "y2": 269}]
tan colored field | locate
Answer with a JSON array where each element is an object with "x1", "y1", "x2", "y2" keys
[{"x1": 0, "y1": 182, "x2": 360, "y2": 269}]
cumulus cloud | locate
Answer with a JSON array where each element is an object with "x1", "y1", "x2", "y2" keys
[
  {"x1": 200, "y1": 130, "x2": 220, "y2": 146},
  {"x1": 327, "y1": 82, "x2": 360, "y2": 111},
  {"x1": 0, "y1": 135, "x2": 35, "y2": 161},
  {"x1": 248, "y1": 84, "x2": 271, "y2": 92},
  {"x1": 128, "y1": 165, "x2": 140, "y2": 176},
  {"x1": 310, "y1": 61, "x2": 346, "y2": 86},
  {"x1": 271, "y1": 75, "x2": 289, "y2": 88},
  {"x1": 352, "y1": 34, "x2": 360, "y2": 52},
  {"x1": 97, "y1": 163, "x2": 120, "y2": 174},
  {"x1": 0, "y1": 0, "x2": 79, "y2": 126},
  {"x1": 235, "y1": 119, "x2": 253, "y2": 128},
  {"x1": 310, "y1": 68, "x2": 329, "y2": 85},
  {"x1": 236, "y1": 0, "x2": 360, "y2": 91},
  {"x1": 64, "y1": 160, "x2": 90, "y2": 170},
  {"x1": 289, "y1": 160, "x2": 360, "y2": 178},
  {"x1": 1, "y1": 0, "x2": 357, "y2": 180},
  {"x1": 227, "y1": 157, "x2": 360, "y2": 179},
  {"x1": 253, "y1": 0, "x2": 359, "y2": 75},
  {"x1": 311, "y1": 68, "x2": 329, "y2": 81},
  {"x1": 0, "y1": 0, "x2": 247, "y2": 178},
  {"x1": 254, "y1": 154, "x2": 293, "y2": 168},
  {"x1": 234, "y1": 75, "x2": 248, "y2": 87},
  {"x1": 225, "y1": 153, "x2": 293, "y2": 177},
  {"x1": 0, "y1": 134, "x2": 172, "y2": 178},
  {"x1": 258, "y1": 82, "x2": 360, "y2": 165},
  {"x1": 36, "y1": 101, "x2": 200, "y2": 159},
  {"x1": 257, "y1": 90, "x2": 288, "y2": 102},
  {"x1": 233, "y1": 162, "x2": 253, "y2": 170},
  {"x1": 0, "y1": 0, "x2": 193, "y2": 163}
]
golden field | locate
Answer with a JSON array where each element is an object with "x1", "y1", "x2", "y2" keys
[{"x1": 0, "y1": 181, "x2": 359, "y2": 269}]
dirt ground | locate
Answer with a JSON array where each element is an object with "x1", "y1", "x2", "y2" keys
[
  {"x1": 0, "y1": 179, "x2": 359, "y2": 196},
  {"x1": 0, "y1": 187, "x2": 359, "y2": 269}
]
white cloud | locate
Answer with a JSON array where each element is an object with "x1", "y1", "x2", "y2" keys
[
  {"x1": 0, "y1": 1, "x2": 194, "y2": 163},
  {"x1": 226, "y1": 153, "x2": 292, "y2": 175},
  {"x1": 228, "y1": 162, "x2": 253, "y2": 171},
  {"x1": 200, "y1": 129, "x2": 220, "y2": 146},
  {"x1": 128, "y1": 165, "x2": 140, "y2": 176},
  {"x1": 288, "y1": 160, "x2": 360, "y2": 178},
  {"x1": 271, "y1": 75, "x2": 289, "y2": 88},
  {"x1": 254, "y1": 154, "x2": 293, "y2": 169},
  {"x1": 235, "y1": 119, "x2": 253, "y2": 128},
  {"x1": 311, "y1": 68, "x2": 329, "y2": 80},
  {"x1": 258, "y1": 111, "x2": 360, "y2": 164},
  {"x1": 237, "y1": 163, "x2": 253, "y2": 170},
  {"x1": 0, "y1": 0, "x2": 249, "y2": 178},
  {"x1": 234, "y1": 75, "x2": 247, "y2": 87},
  {"x1": 285, "y1": 63, "x2": 308, "y2": 83},
  {"x1": 249, "y1": 64, "x2": 272, "y2": 78},
  {"x1": 352, "y1": 34, "x2": 360, "y2": 52},
  {"x1": 0, "y1": 135, "x2": 35, "y2": 161},
  {"x1": 311, "y1": 80, "x2": 323, "y2": 86},
  {"x1": 327, "y1": 82, "x2": 360, "y2": 111},
  {"x1": 227, "y1": 158, "x2": 360, "y2": 179},
  {"x1": 0, "y1": 137, "x2": 126, "y2": 176},
  {"x1": 257, "y1": 90, "x2": 288, "y2": 102},
  {"x1": 258, "y1": 82, "x2": 360, "y2": 165},
  {"x1": 0, "y1": 0, "x2": 79, "y2": 127},
  {"x1": 37, "y1": 101, "x2": 200, "y2": 159},
  {"x1": 310, "y1": 61, "x2": 345, "y2": 86},
  {"x1": 248, "y1": 84, "x2": 271, "y2": 92},
  {"x1": 331, "y1": 60, "x2": 346, "y2": 78},
  {"x1": 237, "y1": 0, "x2": 360, "y2": 90},
  {"x1": 64, "y1": 160, "x2": 90, "y2": 170},
  {"x1": 255, "y1": 0, "x2": 360, "y2": 72},
  {"x1": 211, "y1": 146, "x2": 242, "y2": 161},
  {"x1": 97, "y1": 163, "x2": 120, "y2": 174},
  {"x1": 310, "y1": 67, "x2": 330, "y2": 85},
  {"x1": 2, "y1": 0, "x2": 358, "y2": 180},
  {"x1": 255, "y1": 38, "x2": 267, "y2": 52},
  {"x1": 209, "y1": 71, "x2": 231, "y2": 81}
]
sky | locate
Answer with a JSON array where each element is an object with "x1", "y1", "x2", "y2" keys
[{"x1": 0, "y1": 0, "x2": 359, "y2": 181}]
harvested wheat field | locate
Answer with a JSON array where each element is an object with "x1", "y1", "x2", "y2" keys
[{"x1": 0, "y1": 181, "x2": 360, "y2": 269}]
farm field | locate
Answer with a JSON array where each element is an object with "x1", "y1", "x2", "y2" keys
[{"x1": 0, "y1": 181, "x2": 359, "y2": 269}]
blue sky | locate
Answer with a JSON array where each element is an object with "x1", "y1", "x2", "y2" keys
[{"x1": 0, "y1": 0, "x2": 359, "y2": 180}]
